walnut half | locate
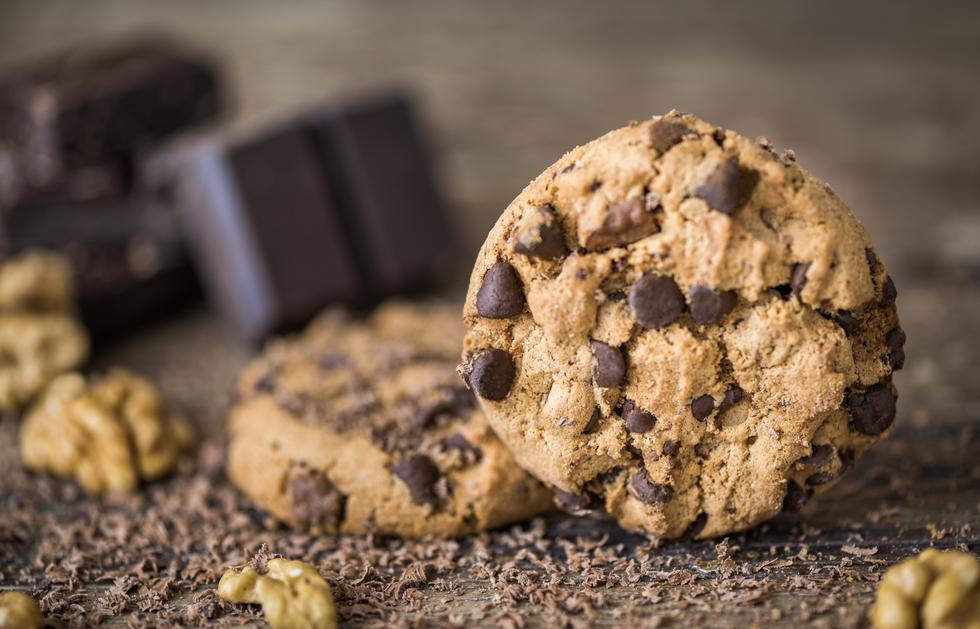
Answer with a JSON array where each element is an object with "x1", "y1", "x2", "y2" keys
[
  {"x1": 19, "y1": 368, "x2": 193, "y2": 494},
  {"x1": 0, "y1": 591, "x2": 44, "y2": 629},
  {"x1": 870, "y1": 548, "x2": 980, "y2": 629},
  {"x1": 0, "y1": 313, "x2": 89, "y2": 412},
  {"x1": 218, "y1": 558, "x2": 337, "y2": 629}
]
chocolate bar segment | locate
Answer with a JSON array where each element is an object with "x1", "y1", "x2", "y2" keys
[
  {"x1": 312, "y1": 97, "x2": 456, "y2": 295},
  {"x1": 0, "y1": 197, "x2": 198, "y2": 342},
  {"x1": 153, "y1": 93, "x2": 456, "y2": 342},
  {"x1": 0, "y1": 37, "x2": 224, "y2": 203}
]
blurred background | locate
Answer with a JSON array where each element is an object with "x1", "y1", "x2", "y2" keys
[{"x1": 0, "y1": 0, "x2": 977, "y2": 416}]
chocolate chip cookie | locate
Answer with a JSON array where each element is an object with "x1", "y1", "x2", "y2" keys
[
  {"x1": 461, "y1": 111, "x2": 904, "y2": 539},
  {"x1": 227, "y1": 301, "x2": 552, "y2": 538}
]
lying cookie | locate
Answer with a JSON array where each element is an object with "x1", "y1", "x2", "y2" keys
[
  {"x1": 227, "y1": 301, "x2": 553, "y2": 538},
  {"x1": 461, "y1": 111, "x2": 904, "y2": 539}
]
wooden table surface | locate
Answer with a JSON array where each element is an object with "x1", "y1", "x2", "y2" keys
[{"x1": 1, "y1": 1, "x2": 978, "y2": 626}]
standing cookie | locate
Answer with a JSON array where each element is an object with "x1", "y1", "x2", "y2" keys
[
  {"x1": 461, "y1": 112, "x2": 904, "y2": 539},
  {"x1": 227, "y1": 301, "x2": 552, "y2": 538}
]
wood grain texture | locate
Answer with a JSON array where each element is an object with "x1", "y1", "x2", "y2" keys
[{"x1": 0, "y1": 1, "x2": 978, "y2": 626}]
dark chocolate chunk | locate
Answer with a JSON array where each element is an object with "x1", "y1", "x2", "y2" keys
[
  {"x1": 475, "y1": 260, "x2": 525, "y2": 318},
  {"x1": 288, "y1": 468, "x2": 347, "y2": 531},
  {"x1": 584, "y1": 197, "x2": 660, "y2": 249},
  {"x1": 553, "y1": 488, "x2": 598, "y2": 516},
  {"x1": 662, "y1": 440, "x2": 681, "y2": 457},
  {"x1": 590, "y1": 340, "x2": 626, "y2": 388},
  {"x1": 621, "y1": 399, "x2": 656, "y2": 433},
  {"x1": 512, "y1": 205, "x2": 567, "y2": 260},
  {"x1": 628, "y1": 273, "x2": 685, "y2": 329},
  {"x1": 717, "y1": 384, "x2": 744, "y2": 414},
  {"x1": 693, "y1": 157, "x2": 759, "y2": 215},
  {"x1": 886, "y1": 327, "x2": 907, "y2": 370},
  {"x1": 391, "y1": 454, "x2": 441, "y2": 505},
  {"x1": 694, "y1": 443, "x2": 712, "y2": 459},
  {"x1": 582, "y1": 408, "x2": 602, "y2": 434},
  {"x1": 467, "y1": 348, "x2": 516, "y2": 401},
  {"x1": 798, "y1": 444, "x2": 835, "y2": 467},
  {"x1": 649, "y1": 120, "x2": 692, "y2": 154},
  {"x1": 865, "y1": 247, "x2": 881, "y2": 277},
  {"x1": 0, "y1": 38, "x2": 223, "y2": 198},
  {"x1": 0, "y1": 196, "x2": 198, "y2": 341},
  {"x1": 156, "y1": 93, "x2": 454, "y2": 341},
  {"x1": 847, "y1": 383, "x2": 897, "y2": 435},
  {"x1": 443, "y1": 433, "x2": 483, "y2": 465},
  {"x1": 630, "y1": 469, "x2": 673, "y2": 505},
  {"x1": 881, "y1": 275, "x2": 898, "y2": 306},
  {"x1": 833, "y1": 310, "x2": 861, "y2": 336},
  {"x1": 791, "y1": 262, "x2": 810, "y2": 297},
  {"x1": 783, "y1": 481, "x2": 809, "y2": 512},
  {"x1": 774, "y1": 283, "x2": 793, "y2": 299},
  {"x1": 688, "y1": 285, "x2": 737, "y2": 325},
  {"x1": 691, "y1": 394, "x2": 715, "y2": 420}
]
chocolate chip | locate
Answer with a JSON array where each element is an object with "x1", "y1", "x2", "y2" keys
[
  {"x1": 783, "y1": 481, "x2": 809, "y2": 512},
  {"x1": 467, "y1": 348, "x2": 516, "y2": 401},
  {"x1": 791, "y1": 262, "x2": 810, "y2": 297},
  {"x1": 582, "y1": 408, "x2": 601, "y2": 434},
  {"x1": 444, "y1": 433, "x2": 483, "y2": 465},
  {"x1": 717, "y1": 384, "x2": 744, "y2": 414},
  {"x1": 662, "y1": 440, "x2": 681, "y2": 457},
  {"x1": 628, "y1": 273, "x2": 685, "y2": 329},
  {"x1": 847, "y1": 382, "x2": 897, "y2": 435},
  {"x1": 289, "y1": 469, "x2": 347, "y2": 531},
  {"x1": 512, "y1": 205, "x2": 568, "y2": 260},
  {"x1": 475, "y1": 260, "x2": 524, "y2": 318},
  {"x1": 691, "y1": 394, "x2": 715, "y2": 420},
  {"x1": 629, "y1": 469, "x2": 673, "y2": 505},
  {"x1": 649, "y1": 120, "x2": 692, "y2": 154},
  {"x1": 886, "y1": 327, "x2": 907, "y2": 370},
  {"x1": 693, "y1": 157, "x2": 759, "y2": 214},
  {"x1": 255, "y1": 371, "x2": 277, "y2": 393},
  {"x1": 881, "y1": 275, "x2": 897, "y2": 306},
  {"x1": 553, "y1": 488, "x2": 598, "y2": 515},
  {"x1": 798, "y1": 444, "x2": 835, "y2": 467},
  {"x1": 584, "y1": 197, "x2": 660, "y2": 249},
  {"x1": 774, "y1": 284, "x2": 793, "y2": 299},
  {"x1": 833, "y1": 310, "x2": 861, "y2": 336},
  {"x1": 391, "y1": 454, "x2": 441, "y2": 505},
  {"x1": 681, "y1": 512, "x2": 708, "y2": 539},
  {"x1": 688, "y1": 285, "x2": 737, "y2": 324},
  {"x1": 865, "y1": 247, "x2": 880, "y2": 275},
  {"x1": 694, "y1": 443, "x2": 712, "y2": 459},
  {"x1": 621, "y1": 399, "x2": 656, "y2": 433},
  {"x1": 805, "y1": 469, "x2": 840, "y2": 486},
  {"x1": 590, "y1": 340, "x2": 626, "y2": 387}
]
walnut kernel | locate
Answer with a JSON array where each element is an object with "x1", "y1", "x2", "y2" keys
[
  {"x1": 218, "y1": 558, "x2": 337, "y2": 629},
  {"x1": 0, "y1": 313, "x2": 89, "y2": 412},
  {"x1": 19, "y1": 368, "x2": 193, "y2": 494},
  {"x1": 0, "y1": 591, "x2": 44, "y2": 629}
]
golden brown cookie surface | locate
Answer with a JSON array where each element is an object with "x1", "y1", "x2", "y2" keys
[
  {"x1": 227, "y1": 300, "x2": 552, "y2": 538},
  {"x1": 461, "y1": 112, "x2": 904, "y2": 539}
]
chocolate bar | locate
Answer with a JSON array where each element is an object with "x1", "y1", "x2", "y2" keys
[
  {"x1": 0, "y1": 37, "x2": 224, "y2": 205},
  {"x1": 153, "y1": 93, "x2": 457, "y2": 341},
  {"x1": 0, "y1": 196, "x2": 198, "y2": 342}
]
